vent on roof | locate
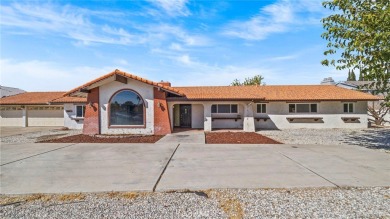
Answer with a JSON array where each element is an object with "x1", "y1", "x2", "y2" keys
[
  {"x1": 320, "y1": 77, "x2": 336, "y2": 85},
  {"x1": 158, "y1": 80, "x2": 171, "y2": 87}
]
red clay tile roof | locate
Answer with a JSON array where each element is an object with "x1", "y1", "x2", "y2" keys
[
  {"x1": 0, "y1": 92, "x2": 87, "y2": 105},
  {"x1": 172, "y1": 85, "x2": 381, "y2": 101},
  {"x1": 51, "y1": 96, "x2": 87, "y2": 103},
  {"x1": 65, "y1": 69, "x2": 184, "y2": 97},
  {"x1": 0, "y1": 92, "x2": 64, "y2": 105}
]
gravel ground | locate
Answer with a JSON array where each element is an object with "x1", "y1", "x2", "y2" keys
[
  {"x1": 259, "y1": 128, "x2": 390, "y2": 151},
  {"x1": 38, "y1": 134, "x2": 164, "y2": 143},
  {"x1": 1, "y1": 187, "x2": 389, "y2": 218},
  {"x1": 206, "y1": 132, "x2": 281, "y2": 144},
  {"x1": 0, "y1": 129, "x2": 82, "y2": 144}
]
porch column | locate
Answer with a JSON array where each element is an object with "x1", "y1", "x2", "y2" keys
[
  {"x1": 203, "y1": 103, "x2": 212, "y2": 131},
  {"x1": 243, "y1": 102, "x2": 255, "y2": 132},
  {"x1": 22, "y1": 106, "x2": 28, "y2": 127}
]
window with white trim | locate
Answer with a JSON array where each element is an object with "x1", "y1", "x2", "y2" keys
[
  {"x1": 257, "y1": 103, "x2": 267, "y2": 113},
  {"x1": 76, "y1": 105, "x2": 86, "y2": 118},
  {"x1": 211, "y1": 104, "x2": 238, "y2": 113},
  {"x1": 289, "y1": 103, "x2": 318, "y2": 113},
  {"x1": 343, "y1": 103, "x2": 354, "y2": 113}
]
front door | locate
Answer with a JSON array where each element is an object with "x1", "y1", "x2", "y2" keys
[{"x1": 180, "y1": 104, "x2": 192, "y2": 128}]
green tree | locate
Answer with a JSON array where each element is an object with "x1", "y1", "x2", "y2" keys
[
  {"x1": 358, "y1": 71, "x2": 364, "y2": 81},
  {"x1": 321, "y1": 0, "x2": 390, "y2": 106},
  {"x1": 231, "y1": 75, "x2": 265, "y2": 86},
  {"x1": 347, "y1": 70, "x2": 356, "y2": 81},
  {"x1": 231, "y1": 79, "x2": 241, "y2": 86}
]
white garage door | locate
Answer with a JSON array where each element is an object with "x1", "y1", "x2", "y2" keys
[
  {"x1": 27, "y1": 106, "x2": 64, "y2": 127},
  {"x1": 0, "y1": 107, "x2": 24, "y2": 126}
]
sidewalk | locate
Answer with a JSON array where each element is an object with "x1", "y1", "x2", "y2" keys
[{"x1": 156, "y1": 129, "x2": 205, "y2": 144}]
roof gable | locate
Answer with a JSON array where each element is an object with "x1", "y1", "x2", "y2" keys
[{"x1": 65, "y1": 69, "x2": 184, "y2": 97}]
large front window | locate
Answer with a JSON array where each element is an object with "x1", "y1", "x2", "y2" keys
[
  {"x1": 109, "y1": 90, "x2": 144, "y2": 126},
  {"x1": 289, "y1": 103, "x2": 318, "y2": 113},
  {"x1": 211, "y1": 104, "x2": 238, "y2": 113}
]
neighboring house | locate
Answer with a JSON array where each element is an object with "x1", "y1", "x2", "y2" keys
[
  {"x1": 0, "y1": 85, "x2": 26, "y2": 98},
  {"x1": 0, "y1": 92, "x2": 86, "y2": 128},
  {"x1": 336, "y1": 80, "x2": 376, "y2": 94},
  {"x1": 0, "y1": 70, "x2": 381, "y2": 132}
]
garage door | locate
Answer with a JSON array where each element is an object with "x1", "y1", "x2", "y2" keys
[
  {"x1": 27, "y1": 106, "x2": 64, "y2": 127},
  {"x1": 0, "y1": 107, "x2": 24, "y2": 126}
]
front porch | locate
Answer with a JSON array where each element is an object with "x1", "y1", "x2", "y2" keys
[{"x1": 168, "y1": 102, "x2": 259, "y2": 132}]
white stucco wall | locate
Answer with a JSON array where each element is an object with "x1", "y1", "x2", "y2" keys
[
  {"x1": 99, "y1": 79, "x2": 154, "y2": 135},
  {"x1": 211, "y1": 103, "x2": 244, "y2": 129},
  {"x1": 254, "y1": 101, "x2": 368, "y2": 129},
  {"x1": 64, "y1": 103, "x2": 84, "y2": 129},
  {"x1": 192, "y1": 104, "x2": 204, "y2": 128},
  {"x1": 0, "y1": 107, "x2": 23, "y2": 126}
]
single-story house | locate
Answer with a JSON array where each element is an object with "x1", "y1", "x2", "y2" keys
[{"x1": 0, "y1": 69, "x2": 381, "y2": 134}]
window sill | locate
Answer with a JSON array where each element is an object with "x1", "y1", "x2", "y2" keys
[
  {"x1": 71, "y1": 117, "x2": 84, "y2": 120},
  {"x1": 109, "y1": 125, "x2": 146, "y2": 129},
  {"x1": 212, "y1": 116, "x2": 241, "y2": 122},
  {"x1": 255, "y1": 117, "x2": 270, "y2": 122},
  {"x1": 286, "y1": 117, "x2": 323, "y2": 122},
  {"x1": 341, "y1": 117, "x2": 360, "y2": 122}
]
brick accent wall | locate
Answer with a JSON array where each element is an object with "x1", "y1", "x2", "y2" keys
[
  {"x1": 154, "y1": 87, "x2": 172, "y2": 135},
  {"x1": 83, "y1": 87, "x2": 100, "y2": 135}
]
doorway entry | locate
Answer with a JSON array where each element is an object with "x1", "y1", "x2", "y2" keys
[{"x1": 179, "y1": 104, "x2": 192, "y2": 128}]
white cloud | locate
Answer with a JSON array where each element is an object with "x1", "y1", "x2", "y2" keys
[
  {"x1": 147, "y1": 0, "x2": 190, "y2": 17},
  {"x1": 0, "y1": 3, "x2": 210, "y2": 48},
  {"x1": 0, "y1": 59, "x2": 121, "y2": 91},
  {"x1": 223, "y1": 0, "x2": 326, "y2": 40},
  {"x1": 169, "y1": 43, "x2": 183, "y2": 51},
  {"x1": 142, "y1": 24, "x2": 211, "y2": 47},
  {"x1": 176, "y1": 54, "x2": 193, "y2": 65},
  {"x1": 265, "y1": 54, "x2": 299, "y2": 61},
  {"x1": 0, "y1": 3, "x2": 144, "y2": 46}
]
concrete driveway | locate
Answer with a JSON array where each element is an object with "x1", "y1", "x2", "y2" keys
[
  {"x1": 1, "y1": 143, "x2": 389, "y2": 194},
  {"x1": 1, "y1": 143, "x2": 178, "y2": 194},
  {"x1": 0, "y1": 127, "x2": 62, "y2": 137},
  {"x1": 157, "y1": 144, "x2": 390, "y2": 191}
]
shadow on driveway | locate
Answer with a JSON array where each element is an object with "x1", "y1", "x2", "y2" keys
[{"x1": 343, "y1": 128, "x2": 390, "y2": 151}]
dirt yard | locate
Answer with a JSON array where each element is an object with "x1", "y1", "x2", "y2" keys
[
  {"x1": 39, "y1": 134, "x2": 164, "y2": 143},
  {"x1": 205, "y1": 132, "x2": 281, "y2": 144}
]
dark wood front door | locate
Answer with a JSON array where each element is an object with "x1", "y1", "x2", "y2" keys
[{"x1": 180, "y1": 104, "x2": 192, "y2": 128}]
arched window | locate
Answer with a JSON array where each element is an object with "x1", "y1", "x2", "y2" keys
[{"x1": 109, "y1": 90, "x2": 145, "y2": 126}]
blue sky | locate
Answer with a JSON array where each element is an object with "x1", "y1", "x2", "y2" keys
[{"x1": 0, "y1": 0, "x2": 347, "y2": 91}]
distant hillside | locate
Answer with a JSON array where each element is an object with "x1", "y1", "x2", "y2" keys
[{"x1": 0, "y1": 85, "x2": 26, "y2": 98}]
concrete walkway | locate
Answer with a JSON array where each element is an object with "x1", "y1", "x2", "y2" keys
[
  {"x1": 156, "y1": 129, "x2": 205, "y2": 144},
  {"x1": 1, "y1": 142, "x2": 389, "y2": 194}
]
